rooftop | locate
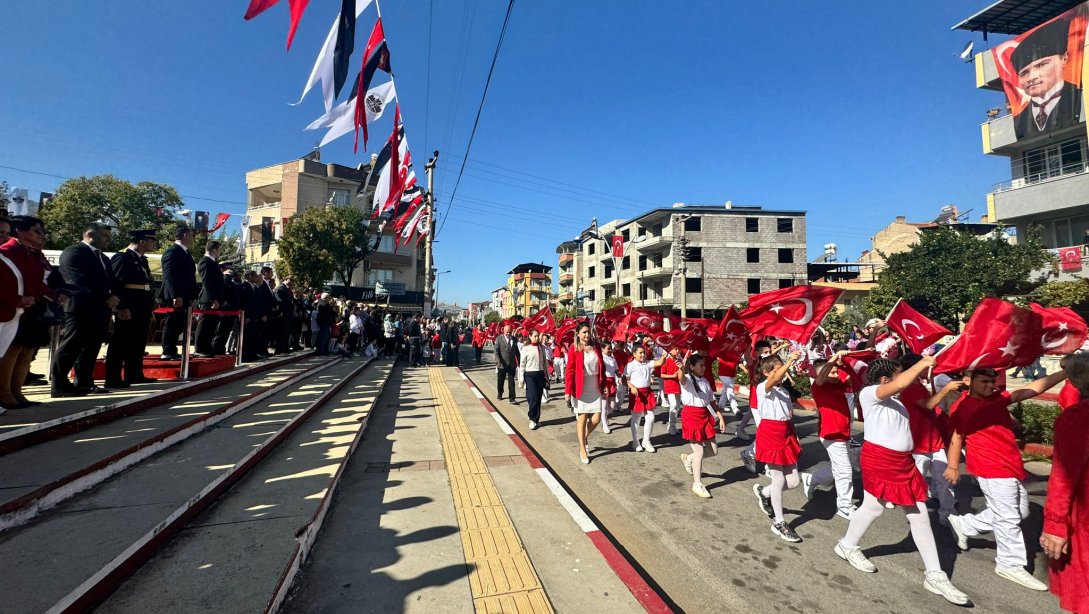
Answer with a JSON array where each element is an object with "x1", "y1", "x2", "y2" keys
[
  {"x1": 952, "y1": 0, "x2": 1082, "y2": 34},
  {"x1": 508, "y1": 263, "x2": 552, "y2": 275}
]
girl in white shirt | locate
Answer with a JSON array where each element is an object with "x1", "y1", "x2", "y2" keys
[
  {"x1": 833, "y1": 356, "x2": 969, "y2": 606},
  {"x1": 625, "y1": 345, "x2": 667, "y2": 452},
  {"x1": 752, "y1": 351, "x2": 805, "y2": 543},
  {"x1": 601, "y1": 344, "x2": 619, "y2": 435},
  {"x1": 678, "y1": 354, "x2": 727, "y2": 498}
]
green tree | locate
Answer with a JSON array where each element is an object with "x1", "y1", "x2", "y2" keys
[
  {"x1": 598, "y1": 296, "x2": 632, "y2": 312},
  {"x1": 277, "y1": 205, "x2": 372, "y2": 289},
  {"x1": 1034, "y1": 279, "x2": 1089, "y2": 308},
  {"x1": 553, "y1": 307, "x2": 578, "y2": 321},
  {"x1": 865, "y1": 227, "x2": 1050, "y2": 330},
  {"x1": 40, "y1": 175, "x2": 182, "y2": 250},
  {"x1": 484, "y1": 311, "x2": 503, "y2": 324},
  {"x1": 192, "y1": 230, "x2": 242, "y2": 261}
]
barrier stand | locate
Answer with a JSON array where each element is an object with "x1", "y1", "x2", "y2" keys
[
  {"x1": 47, "y1": 324, "x2": 61, "y2": 383},
  {"x1": 235, "y1": 313, "x2": 245, "y2": 368},
  {"x1": 180, "y1": 306, "x2": 194, "y2": 381},
  {"x1": 151, "y1": 307, "x2": 246, "y2": 377}
]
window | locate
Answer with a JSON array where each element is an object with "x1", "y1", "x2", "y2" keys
[
  {"x1": 745, "y1": 217, "x2": 759, "y2": 232},
  {"x1": 639, "y1": 255, "x2": 648, "y2": 271},
  {"x1": 684, "y1": 277, "x2": 702, "y2": 293},
  {"x1": 367, "y1": 268, "x2": 395, "y2": 287},
  {"x1": 327, "y1": 187, "x2": 351, "y2": 206},
  {"x1": 651, "y1": 254, "x2": 663, "y2": 268},
  {"x1": 777, "y1": 218, "x2": 793, "y2": 233},
  {"x1": 1021, "y1": 138, "x2": 1085, "y2": 183},
  {"x1": 375, "y1": 234, "x2": 396, "y2": 253},
  {"x1": 588, "y1": 289, "x2": 596, "y2": 301},
  {"x1": 639, "y1": 284, "x2": 648, "y2": 300},
  {"x1": 746, "y1": 248, "x2": 760, "y2": 263},
  {"x1": 747, "y1": 278, "x2": 761, "y2": 294},
  {"x1": 684, "y1": 216, "x2": 701, "y2": 231},
  {"x1": 687, "y1": 247, "x2": 702, "y2": 262},
  {"x1": 778, "y1": 248, "x2": 793, "y2": 263},
  {"x1": 588, "y1": 243, "x2": 595, "y2": 255},
  {"x1": 621, "y1": 229, "x2": 630, "y2": 241},
  {"x1": 588, "y1": 265, "x2": 596, "y2": 278},
  {"x1": 604, "y1": 265, "x2": 613, "y2": 279},
  {"x1": 622, "y1": 256, "x2": 631, "y2": 270},
  {"x1": 604, "y1": 287, "x2": 614, "y2": 299},
  {"x1": 779, "y1": 279, "x2": 794, "y2": 289},
  {"x1": 622, "y1": 283, "x2": 631, "y2": 296}
]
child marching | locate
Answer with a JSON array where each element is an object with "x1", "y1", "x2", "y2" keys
[{"x1": 679, "y1": 354, "x2": 727, "y2": 498}]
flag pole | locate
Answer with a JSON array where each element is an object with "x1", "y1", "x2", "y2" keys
[
  {"x1": 884, "y1": 298, "x2": 902, "y2": 325},
  {"x1": 374, "y1": 0, "x2": 383, "y2": 18}
]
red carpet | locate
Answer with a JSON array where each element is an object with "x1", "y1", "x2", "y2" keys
[{"x1": 89, "y1": 355, "x2": 237, "y2": 381}]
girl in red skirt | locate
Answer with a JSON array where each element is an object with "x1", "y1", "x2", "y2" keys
[
  {"x1": 751, "y1": 351, "x2": 805, "y2": 542},
  {"x1": 834, "y1": 356, "x2": 970, "y2": 606},
  {"x1": 678, "y1": 354, "x2": 727, "y2": 499},
  {"x1": 625, "y1": 345, "x2": 666, "y2": 452}
]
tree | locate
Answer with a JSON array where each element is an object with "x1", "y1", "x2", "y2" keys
[
  {"x1": 865, "y1": 227, "x2": 1050, "y2": 330},
  {"x1": 484, "y1": 311, "x2": 503, "y2": 324},
  {"x1": 1034, "y1": 279, "x2": 1089, "y2": 308},
  {"x1": 277, "y1": 205, "x2": 372, "y2": 289},
  {"x1": 40, "y1": 175, "x2": 183, "y2": 251},
  {"x1": 192, "y1": 230, "x2": 242, "y2": 261},
  {"x1": 553, "y1": 307, "x2": 578, "y2": 321},
  {"x1": 598, "y1": 296, "x2": 632, "y2": 312}
]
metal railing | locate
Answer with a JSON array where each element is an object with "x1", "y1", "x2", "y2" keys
[{"x1": 993, "y1": 161, "x2": 1089, "y2": 193}]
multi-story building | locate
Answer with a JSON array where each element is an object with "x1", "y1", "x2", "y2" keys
[
  {"x1": 556, "y1": 239, "x2": 581, "y2": 311},
  {"x1": 490, "y1": 286, "x2": 509, "y2": 318},
  {"x1": 243, "y1": 153, "x2": 427, "y2": 311},
  {"x1": 555, "y1": 203, "x2": 808, "y2": 316},
  {"x1": 955, "y1": 1, "x2": 1088, "y2": 277},
  {"x1": 507, "y1": 263, "x2": 553, "y2": 318}
]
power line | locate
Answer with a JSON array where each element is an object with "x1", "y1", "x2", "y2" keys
[{"x1": 436, "y1": 0, "x2": 516, "y2": 238}]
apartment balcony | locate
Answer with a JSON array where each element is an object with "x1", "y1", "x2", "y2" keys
[
  {"x1": 981, "y1": 114, "x2": 1017, "y2": 154},
  {"x1": 559, "y1": 273, "x2": 573, "y2": 284},
  {"x1": 636, "y1": 295, "x2": 674, "y2": 309},
  {"x1": 634, "y1": 232, "x2": 673, "y2": 252},
  {"x1": 557, "y1": 292, "x2": 574, "y2": 303},
  {"x1": 559, "y1": 253, "x2": 575, "y2": 266},
  {"x1": 972, "y1": 50, "x2": 1002, "y2": 91},
  {"x1": 991, "y1": 165, "x2": 1089, "y2": 222}
]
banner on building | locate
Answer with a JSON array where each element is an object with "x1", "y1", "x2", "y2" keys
[
  {"x1": 991, "y1": 3, "x2": 1088, "y2": 140},
  {"x1": 261, "y1": 217, "x2": 274, "y2": 255}
]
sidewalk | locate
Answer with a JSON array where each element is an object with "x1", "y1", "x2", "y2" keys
[{"x1": 284, "y1": 362, "x2": 648, "y2": 613}]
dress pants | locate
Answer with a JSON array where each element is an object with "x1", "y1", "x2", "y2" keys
[
  {"x1": 213, "y1": 315, "x2": 236, "y2": 355},
  {"x1": 193, "y1": 306, "x2": 219, "y2": 355},
  {"x1": 524, "y1": 370, "x2": 545, "y2": 422},
  {"x1": 497, "y1": 365, "x2": 517, "y2": 401},
  {"x1": 105, "y1": 314, "x2": 150, "y2": 383},
  {"x1": 161, "y1": 306, "x2": 188, "y2": 357},
  {"x1": 52, "y1": 307, "x2": 109, "y2": 389}
]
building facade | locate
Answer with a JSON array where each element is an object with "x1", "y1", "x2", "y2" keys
[
  {"x1": 506, "y1": 263, "x2": 553, "y2": 318},
  {"x1": 243, "y1": 154, "x2": 426, "y2": 310},
  {"x1": 555, "y1": 204, "x2": 808, "y2": 316},
  {"x1": 956, "y1": 2, "x2": 1089, "y2": 271}
]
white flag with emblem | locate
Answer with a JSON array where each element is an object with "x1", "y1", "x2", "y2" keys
[{"x1": 307, "y1": 80, "x2": 397, "y2": 148}]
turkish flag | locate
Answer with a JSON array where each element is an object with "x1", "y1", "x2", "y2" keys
[
  {"x1": 209, "y1": 213, "x2": 231, "y2": 233},
  {"x1": 934, "y1": 298, "x2": 1043, "y2": 374},
  {"x1": 610, "y1": 235, "x2": 625, "y2": 258},
  {"x1": 556, "y1": 319, "x2": 579, "y2": 346},
  {"x1": 709, "y1": 307, "x2": 750, "y2": 364},
  {"x1": 595, "y1": 302, "x2": 631, "y2": 340},
  {"x1": 525, "y1": 305, "x2": 556, "y2": 334},
  {"x1": 741, "y1": 285, "x2": 842, "y2": 343},
  {"x1": 485, "y1": 322, "x2": 499, "y2": 341},
  {"x1": 885, "y1": 300, "x2": 951, "y2": 355},
  {"x1": 1030, "y1": 303, "x2": 1088, "y2": 355},
  {"x1": 244, "y1": 0, "x2": 310, "y2": 50},
  {"x1": 627, "y1": 308, "x2": 666, "y2": 335},
  {"x1": 679, "y1": 317, "x2": 720, "y2": 339},
  {"x1": 840, "y1": 350, "x2": 879, "y2": 391},
  {"x1": 1059, "y1": 247, "x2": 1082, "y2": 271}
]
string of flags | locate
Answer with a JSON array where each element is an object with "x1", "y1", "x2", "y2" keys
[{"x1": 245, "y1": 0, "x2": 430, "y2": 250}]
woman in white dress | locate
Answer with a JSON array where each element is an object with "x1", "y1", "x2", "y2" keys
[{"x1": 564, "y1": 324, "x2": 607, "y2": 464}]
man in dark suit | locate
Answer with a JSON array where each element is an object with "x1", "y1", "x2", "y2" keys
[
  {"x1": 159, "y1": 225, "x2": 196, "y2": 360},
  {"x1": 215, "y1": 265, "x2": 239, "y2": 355},
  {"x1": 51, "y1": 222, "x2": 119, "y2": 396},
  {"x1": 495, "y1": 324, "x2": 518, "y2": 404},
  {"x1": 1011, "y1": 19, "x2": 1083, "y2": 139},
  {"x1": 193, "y1": 240, "x2": 226, "y2": 357},
  {"x1": 257, "y1": 266, "x2": 277, "y2": 356},
  {"x1": 273, "y1": 276, "x2": 295, "y2": 354},
  {"x1": 238, "y1": 270, "x2": 262, "y2": 362},
  {"x1": 105, "y1": 229, "x2": 159, "y2": 388}
]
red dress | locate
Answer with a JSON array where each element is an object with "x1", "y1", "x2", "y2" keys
[{"x1": 1045, "y1": 400, "x2": 1089, "y2": 613}]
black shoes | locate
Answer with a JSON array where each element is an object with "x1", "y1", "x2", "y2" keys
[
  {"x1": 104, "y1": 381, "x2": 131, "y2": 389},
  {"x1": 51, "y1": 387, "x2": 87, "y2": 398},
  {"x1": 160, "y1": 354, "x2": 182, "y2": 361}
]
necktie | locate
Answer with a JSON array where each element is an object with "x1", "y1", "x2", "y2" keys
[{"x1": 1033, "y1": 90, "x2": 1063, "y2": 130}]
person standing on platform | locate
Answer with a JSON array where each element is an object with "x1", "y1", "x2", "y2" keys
[
  {"x1": 238, "y1": 270, "x2": 261, "y2": 362},
  {"x1": 495, "y1": 324, "x2": 518, "y2": 404},
  {"x1": 105, "y1": 229, "x2": 159, "y2": 387},
  {"x1": 214, "y1": 264, "x2": 239, "y2": 356},
  {"x1": 314, "y1": 292, "x2": 334, "y2": 355},
  {"x1": 51, "y1": 222, "x2": 119, "y2": 397},
  {"x1": 257, "y1": 266, "x2": 277, "y2": 355},
  {"x1": 159, "y1": 226, "x2": 196, "y2": 361},
  {"x1": 193, "y1": 240, "x2": 225, "y2": 357},
  {"x1": 274, "y1": 277, "x2": 295, "y2": 354}
]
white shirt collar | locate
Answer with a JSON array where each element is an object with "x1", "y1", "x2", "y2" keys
[
  {"x1": 174, "y1": 240, "x2": 189, "y2": 252},
  {"x1": 1031, "y1": 80, "x2": 1064, "y2": 106}
]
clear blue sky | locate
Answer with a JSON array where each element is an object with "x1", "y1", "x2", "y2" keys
[{"x1": 1, "y1": 1, "x2": 1008, "y2": 305}]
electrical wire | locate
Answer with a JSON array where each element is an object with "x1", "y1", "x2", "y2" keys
[{"x1": 436, "y1": 0, "x2": 516, "y2": 238}]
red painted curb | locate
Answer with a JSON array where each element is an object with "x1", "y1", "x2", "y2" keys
[{"x1": 1022, "y1": 443, "x2": 1054, "y2": 458}]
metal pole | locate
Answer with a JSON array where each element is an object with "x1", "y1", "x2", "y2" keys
[
  {"x1": 180, "y1": 306, "x2": 193, "y2": 380},
  {"x1": 235, "y1": 311, "x2": 244, "y2": 367},
  {"x1": 676, "y1": 217, "x2": 687, "y2": 321},
  {"x1": 424, "y1": 152, "x2": 438, "y2": 318},
  {"x1": 47, "y1": 324, "x2": 61, "y2": 383},
  {"x1": 700, "y1": 263, "x2": 705, "y2": 318}
]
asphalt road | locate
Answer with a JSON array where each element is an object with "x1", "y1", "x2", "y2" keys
[{"x1": 460, "y1": 347, "x2": 1062, "y2": 614}]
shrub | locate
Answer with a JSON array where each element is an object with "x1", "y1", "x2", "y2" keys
[{"x1": 1011, "y1": 401, "x2": 1061, "y2": 446}]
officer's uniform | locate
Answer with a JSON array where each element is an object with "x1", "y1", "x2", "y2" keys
[{"x1": 105, "y1": 230, "x2": 158, "y2": 385}]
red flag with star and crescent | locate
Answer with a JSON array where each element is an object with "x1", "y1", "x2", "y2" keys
[
  {"x1": 934, "y1": 298, "x2": 1043, "y2": 374},
  {"x1": 1030, "y1": 303, "x2": 1088, "y2": 355},
  {"x1": 524, "y1": 305, "x2": 556, "y2": 335},
  {"x1": 594, "y1": 302, "x2": 631, "y2": 340},
  {"x1": 840, "y1": 349, "x2": 879, "y2": 391},
  {"x1": 709, "y1": 306, "x2": 750, "y2": 364},
  {"x1": 626, "y1": 308, "x2": 666, "y2": 335},
  {"x1": 885, "y1": 299, "x2": 951, "y2": 355},
  {"x1": 740, "y1": 285, "x2": 842, "y2": 343}
]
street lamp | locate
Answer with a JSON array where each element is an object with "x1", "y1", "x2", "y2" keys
[{"x1": 434, "y1": 270, "x2": 452, "y2": 316}]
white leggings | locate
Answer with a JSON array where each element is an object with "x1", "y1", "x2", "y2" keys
[
  {"x1": 760, "y1": 464, "x2": 800, "y2": 523},
  {"x1": 840, "y1": 491, "x2": 941, "y2": 573},
  {"x1": 630, "y1": 410, "x2": 654, "y2": 446},
  {"x1": 666, "y1": 393, "x2": 680, "y2": 429},
  {"x1": 718, "y1": 376, "x2": 736, "y2": 409},
  {"x1": 688, "y1": 441, "x2": 719, "y2": 484}
]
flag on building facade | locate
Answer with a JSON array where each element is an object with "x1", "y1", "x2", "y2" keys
[
  {"x1": 1059, "y1": 246, "x2": 1082, "y2": 270},
  {"x1": 261, "y1": 217, "x2": 274, "y2": 255}
]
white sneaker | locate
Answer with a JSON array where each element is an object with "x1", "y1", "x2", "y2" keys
[
  {"x1": 923, "y1": 571, "x2": 970, "y2": 605},
  {"x1": 529, "y1": 421, "x2": 538, "y2": 430},
  {"x1": 834, "y1": 542, "x2": 876, "y2": 573},
  {"x1": 995, "y1": 566, "x2": 1047, "y2": 591},
  {"x1": 642, "y1": 442, "x2": 656, "y2": 453},
  {"x1": 836, "y1": 506, "x2": 856, "y2": 520},
  {"x1": 947, "y1": 514, "x2": 969, "y2": 551},
  {"x1": 801, "y1": 472, "x2": 815, "y2": 500},
  {"x1": 691, "y1": 483, "x2": 711, "y2": 499},
  {"x1": 681, "y1": 453, "x2": 693, "y2": 475},
  {"x1": 602, "y1": 423, "x2": 611, "y2": 434},
  {"x1": 631, "y1": 441, "x2": 644, "y2": 452}
]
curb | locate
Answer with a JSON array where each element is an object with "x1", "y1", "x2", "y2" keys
[
  {"x1": 1022, "y1": 443, "x2": 1054, "y2": 458},
  {"x1": 455, "y1": 368, "x2": 675, "y2": 614}
]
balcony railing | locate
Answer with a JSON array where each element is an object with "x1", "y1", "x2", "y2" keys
[
  {"x1": 634, "y1": 233, "x2": 671, "y2": 251},
  {"x1": 993, "y1": 161, "x2": 1089, "y2": 193}
]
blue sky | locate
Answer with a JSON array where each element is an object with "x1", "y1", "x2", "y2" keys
[{"x1": 1, "y1": 1, "x2": 1009, "y2": 305}]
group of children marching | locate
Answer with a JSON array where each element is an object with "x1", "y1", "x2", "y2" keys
[{"x1": 512, "y1": 322, "x2": 1071, "y2": 607}]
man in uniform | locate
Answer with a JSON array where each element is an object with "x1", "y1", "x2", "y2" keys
[
  {"x1": 105, "y1": 229, "x2": 159, "y2": 387},
  {"x1": 194, "y1": 240, "x2": 226, "y2": 357},
  {"x1": 51, "y1": 222, "x2": 119, "y2": 397},
  {"x1": 160, "y1": 225, "x2": 196, "y2": 361}
]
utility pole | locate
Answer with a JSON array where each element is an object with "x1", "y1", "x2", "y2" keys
[
  {"x1": 675, "y1": 215, "x2": 690, "y2": 321},
  {"x1": 424, "y1": 150, "x2": 439, "y2": 317}
]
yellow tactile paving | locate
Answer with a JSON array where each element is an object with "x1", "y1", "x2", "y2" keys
[{"x1": 428, "y1": 368, "x2": 556, "y2": 614}]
